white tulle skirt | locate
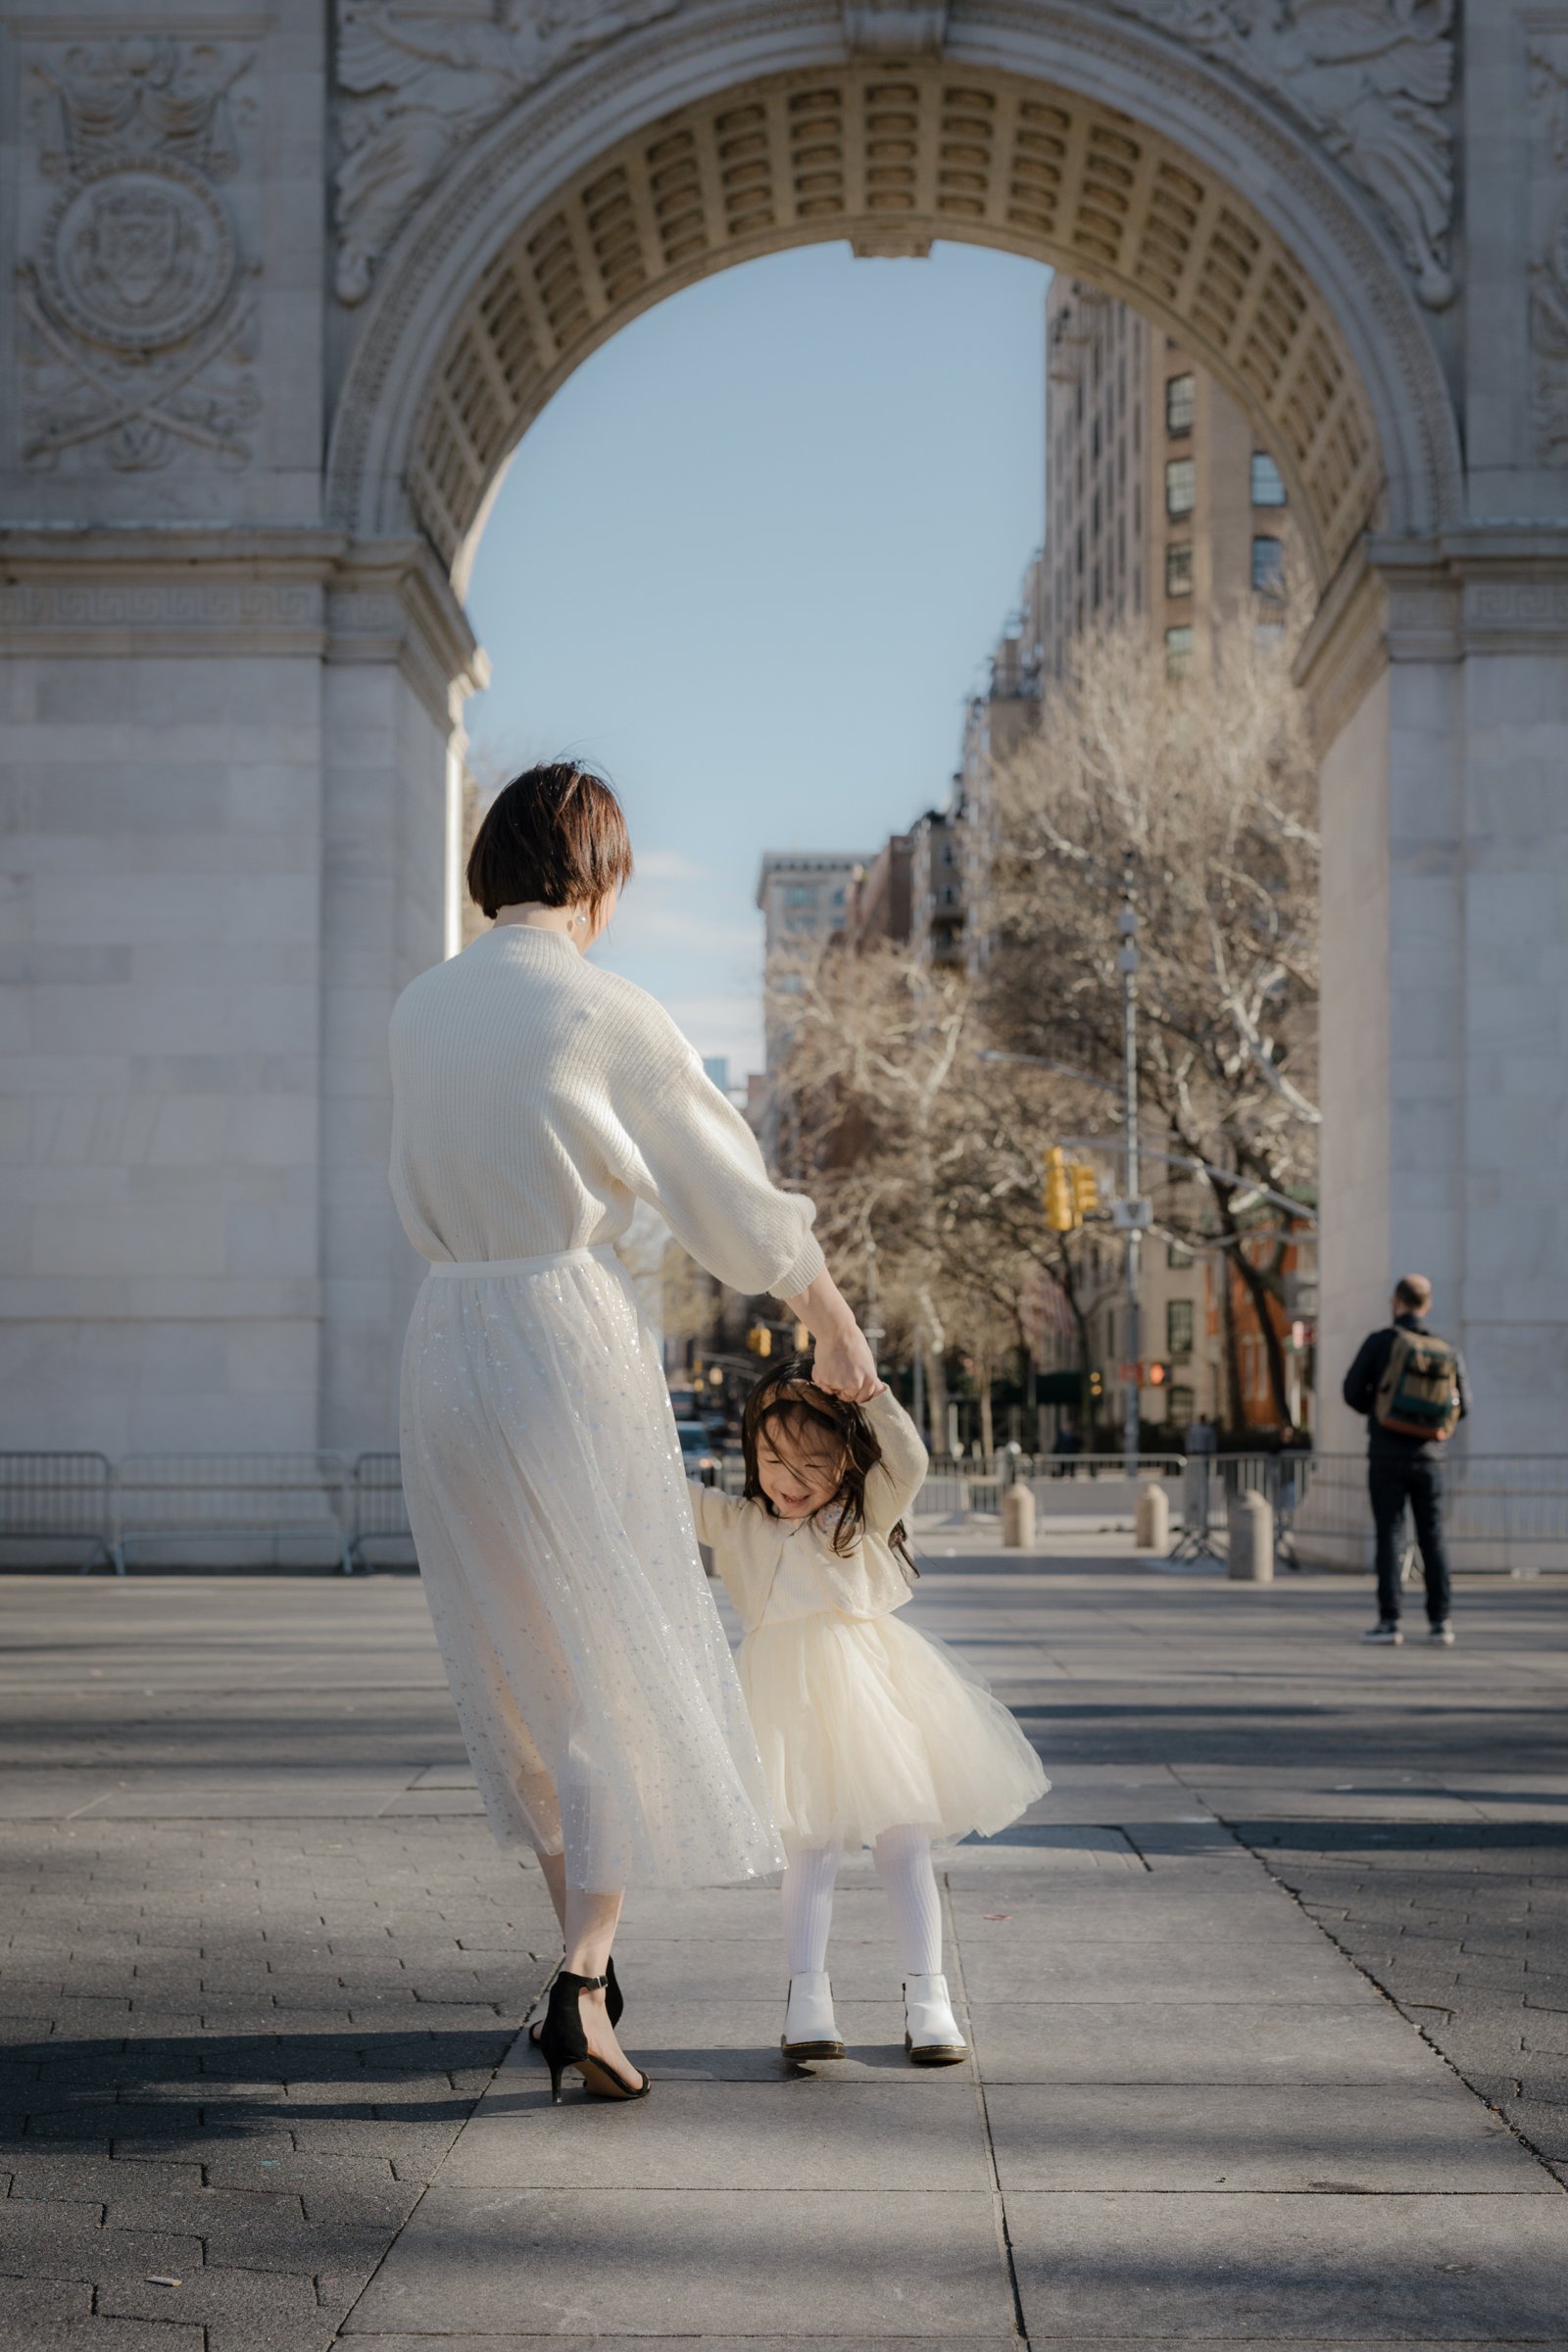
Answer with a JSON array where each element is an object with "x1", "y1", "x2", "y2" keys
[
  {"x1": 738, "y1": 1606, "x2": 1049, "y2": 1852},
  {"x1": 399, "y1": 1245, "x2": 784, "y2": 1891}
]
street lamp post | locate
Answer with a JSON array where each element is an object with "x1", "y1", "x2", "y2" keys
[
  {"x1": 1117, "y1": 873, "x2": 1142, "y2": 1477},
  {"x1": 863, "y1": 1228, "x2": 886, "y2": 1369}
]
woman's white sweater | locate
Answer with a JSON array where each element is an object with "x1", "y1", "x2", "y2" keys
[
  {"x1": 388, "y1": 924, "x2": 825, "y2": 1298},
  {"x1": 689, "y1": 1389, "x2": 929, "y2": 1632}
]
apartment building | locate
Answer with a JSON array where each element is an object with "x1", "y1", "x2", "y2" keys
[
  {"x1": 1042, "y1": 274, "x2": 1294, "y2": 682},
  {"x1": 909, "y1": 804, "x2": 966, "y2": 968},
  {"x1": 844, "y1": 832, "x2": 913, "y2": 950}
]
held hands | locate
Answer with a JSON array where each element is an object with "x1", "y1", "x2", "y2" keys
[
  {"x1": 810, "y1": 1317, "x2": 882, "y2": 1404},
  {"x1": 780, "y1": 1267, "x2": 883, "y2": 1403}
]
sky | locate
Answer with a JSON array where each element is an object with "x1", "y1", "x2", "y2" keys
[{"x1": 465, "y1": 239, "x2": 1053, "y2": 1079}]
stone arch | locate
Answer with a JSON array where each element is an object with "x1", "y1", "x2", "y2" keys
[{"x1": 326, "y1": 14, "x2": 1461, "y2": 600}]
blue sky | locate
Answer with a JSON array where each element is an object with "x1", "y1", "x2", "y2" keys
[{"x1": 465, "y1": 240, "x2": 1052, "y2": 1077}]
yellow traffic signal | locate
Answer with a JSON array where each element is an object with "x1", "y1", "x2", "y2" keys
[
  {"x1": 1044, "y1": 1146, "x2": 1074, "y2": 1231},
  {"x1": 1070, "y1": 1161, "x2": 1099, "y2": 1219},
  {"x1": 746, "y1": 1324, "x2": 772, "y2": 1357},
  {"x1": 1088, "y1": 1369, "x2": 1103, "y2": 1398}
]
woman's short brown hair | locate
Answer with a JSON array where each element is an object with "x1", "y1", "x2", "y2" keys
[{"x1": 466, "y1": 762, "x2": 633, "y2": 922}]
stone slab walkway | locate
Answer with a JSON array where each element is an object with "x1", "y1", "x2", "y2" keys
[{"x1": 2, "y1": 1554, "x2": 1566, "y2": 2348}]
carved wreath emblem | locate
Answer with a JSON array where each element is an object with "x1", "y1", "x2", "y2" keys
[{"x1": 38, "y1": 156, "x2": 237, "y2": 354}]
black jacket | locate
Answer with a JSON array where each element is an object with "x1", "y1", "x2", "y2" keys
[{"x1": 1343, "y1": 1314, "x2": 1470, "y2": 1459}]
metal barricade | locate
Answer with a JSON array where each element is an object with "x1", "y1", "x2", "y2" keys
[
  {"x1": 1286, "y1": 1452, "x2": 1568, "y2": 1576},
  {"x1": 0, "y1": 1451, "x2": 116, "y2": 1572},
  {"x1": 113, "y1": 1452, "x2": 355, "y2": 1574},
  {"x1": 350, "y1": 1451, "x2": 415, "y2": 1570}
]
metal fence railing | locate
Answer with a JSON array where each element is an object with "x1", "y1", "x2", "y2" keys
[
  {"x1": 349, "y1": 1450, "x2": 415, "y2": 1569},
  {"x1": 112, "y1": 1452, "x2": 355, "y2": 1575},
  {"x1": 0, "y1": 1452, "x2": 116, "y2": 1572},
  {"x1": 1275, "y1": 1452, "x2": 1568, "y2": 1577},
  {"x1": 1, "y1": 1445, "x2": 1564, "y2": 1576}
]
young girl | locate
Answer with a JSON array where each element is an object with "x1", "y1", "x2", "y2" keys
[{"x1": 687, "y1": 1359, "x2": 1048, "y2": 2065}]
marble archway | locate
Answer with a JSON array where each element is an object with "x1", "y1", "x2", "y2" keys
[{"x1": 1, "y1": 3, "x2": 1562, "y2": 1461}]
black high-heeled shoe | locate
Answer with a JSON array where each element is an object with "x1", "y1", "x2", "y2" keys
[
  {"x1": 535, "y1": 1968, "x2": 650, "y2": 2105},
  {"x1": 531, "y1": 1952, "x2": 622, "y2": 2043}
]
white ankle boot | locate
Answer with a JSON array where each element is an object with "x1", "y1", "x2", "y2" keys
[
  {"x1": 781, "y1": 1970, "x2": 845, "y2": 2061},
  {"x1": 904, "y1": 1972, "x2": 967, "y2": 2065}
]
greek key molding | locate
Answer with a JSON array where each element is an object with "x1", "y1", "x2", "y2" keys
[{"x1": 0, "y1": 535, "x2": 483, "y2": 724}]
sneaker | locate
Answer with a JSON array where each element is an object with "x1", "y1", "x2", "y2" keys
[
  {"x1": 1361, "y1": 1621, "x2": 1403, "y2": 1644},
  {"x1": 1428, "y1": 1621, "x2": 1456, "y2": 1645}
]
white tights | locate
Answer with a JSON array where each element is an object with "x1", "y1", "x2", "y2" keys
[{"x1": 781, "y1": 1823, "x2": 943, "y2": 1978}]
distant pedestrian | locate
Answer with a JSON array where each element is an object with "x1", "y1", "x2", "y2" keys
[{"x1": 1343, "y1": 1274, "x2": 1468, "y2": 1646}]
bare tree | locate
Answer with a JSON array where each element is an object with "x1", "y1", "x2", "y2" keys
[
  {"x1": 765, "y1": 940, "x2": 985, "y2": 1449},
  {"x1": 984, "y1": 606, "x2": 1320, "y2": 1426}
]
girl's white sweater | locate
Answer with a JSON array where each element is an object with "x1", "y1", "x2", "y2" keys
[
  {"x1": 388, "y1": 924, "x2": 825, "y2": 1297},
  {"x1": 689, "y1": 1388, "x2": 929, "y2": 1632}
]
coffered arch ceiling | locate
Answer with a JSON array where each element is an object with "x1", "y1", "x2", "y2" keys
[{"x1": 401, "y1": 62, "x2": 1386, "y2": 592}]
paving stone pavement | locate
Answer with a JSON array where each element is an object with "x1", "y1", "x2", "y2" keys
[{"x1": 0, "y1": 1553, "x2": 1565, "y2": 2349}]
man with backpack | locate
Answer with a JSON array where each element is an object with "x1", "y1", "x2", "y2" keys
[{"x1": 1343, "y1": 1274, "x2": 1469, "y2": 1646}]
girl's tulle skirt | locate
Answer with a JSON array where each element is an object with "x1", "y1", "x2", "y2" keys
[{"x1": 738, "y1": 1606, "x2": 1049, "y2": 1851}]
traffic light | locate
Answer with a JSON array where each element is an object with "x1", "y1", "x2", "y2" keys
[
  {"x1": 1070, "y1": 1162, "x2": 1099, "y2": 1220},
  {"x1": 1088, "y1": 1369, "x2": 1103, "y2": 1399},
  {"x1": 1147, "y1": 1361, "x2": 1169, "y2": 1389},
  {"x1": 1044, "y1": 1146, "x2": 1074, "y2": 1231},
  {"x1": 745, "y1": 1324, "x2": 772, "y2": 1357}
]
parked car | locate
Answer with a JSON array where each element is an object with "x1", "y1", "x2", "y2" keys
[{"x1": 673, "y1": 1419, "x2": 723, "y2": 1486}]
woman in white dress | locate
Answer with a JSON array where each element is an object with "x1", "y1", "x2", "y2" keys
[{"x1": 388, "y1": 764, "x2": 877, "y2": 2100}]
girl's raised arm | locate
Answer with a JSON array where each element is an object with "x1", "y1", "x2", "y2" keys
[{"x1": 861, "y1": 1388, "x2": 929, "y2": 1531}]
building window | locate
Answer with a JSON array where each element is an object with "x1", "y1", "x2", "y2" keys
[
  {"x1": 1167, "y1": 1298, "x2": 1195, "y2": 1358},
  {"x1": 1092, "y1": 415, "x2": 1102, "y2": 463},
  {"x1": 1251, "y1": 534, "x2": 1285, "y2": 595},
  {"x1": 1251, "y1": 450, "x2": 1287, "y2": 506},
  {"x1": 1165, "y1": 623, "x2": 1195, "y2": 679},
  {"x1": 1167, "y1": 1239, "x2": 1194, "y2": 1270},
  {"x1": 1165, "y1": 541, "x2": 1194, "y2": 598},
  {"x1": 1092, "y1": 490, "x2": 1101, "y2": 536},
  {"x1": 1093, "y1": 564, "x2": 1102, "y2": 610},
  {"x1": 1075, "y1": 524, "x2": 1085, "y2": 576},
  {"x1": 1165, "y1": 372, "x2": 1195, "y2": 435},
  {"x1": 1168, "y1": 1384, "x2": 1196, "y2": 1428},
  {"x1": 1164, "y1": 457, "x2": 1196, "y2": 517}
]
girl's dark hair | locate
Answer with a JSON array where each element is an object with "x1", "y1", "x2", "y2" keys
[
  {"x1": 466, "y1": 761, "x2": 633, "y2": 922},
  {"x1": 740, "y1": 1356, "x2": 917, "y2": 1576}
]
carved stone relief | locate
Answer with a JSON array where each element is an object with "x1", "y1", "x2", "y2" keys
[
  {"x1": 1529, "y1": 39, "x2": 1568, "y2": 465},
  {"x1": 17, "y1": 38, "x2": 261, "y2": 474},
  {"x1": 1107, "y1": 0, "x2": 1455, "y2": 308},
  {"x1": 333, "y1": 0, "x2": 686, "y2": 304}
]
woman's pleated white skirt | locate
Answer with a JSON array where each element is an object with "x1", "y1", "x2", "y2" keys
[{"x1": 399, "y1": 1245, "x2": 784, "y2": 1891}]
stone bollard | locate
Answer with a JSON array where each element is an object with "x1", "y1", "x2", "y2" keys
[
  {"x1": 1002, "y1": 1481, "x2": 1037, "y2": 1549},
  {"x1": 1135, "y1": 1480, "x2": 1170, "y2": 1551},
  {"x1": 1227, "y1": 1489, "x2": 1275, "y2": 1582}
]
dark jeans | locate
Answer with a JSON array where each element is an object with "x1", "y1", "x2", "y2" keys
[{"x1": 1369, "y1": 1454, "x2": 1451, "y2": 1626}]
